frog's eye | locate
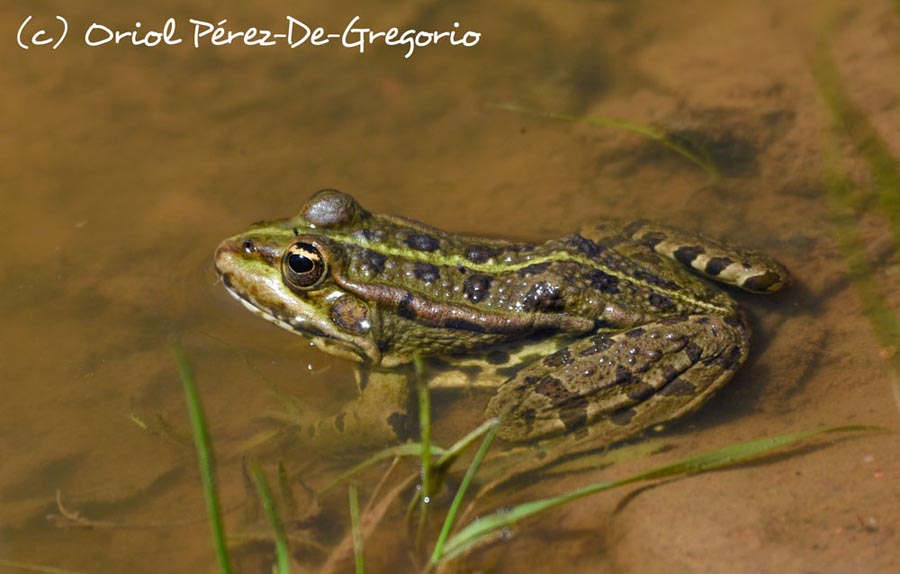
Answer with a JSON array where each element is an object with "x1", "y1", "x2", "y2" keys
[{"x1": 282, "y1": 242, "x2": 327, "y2": 290}]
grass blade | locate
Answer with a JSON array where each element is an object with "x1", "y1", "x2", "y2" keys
[
  {"x1": 415, "y1": 355, "x2": 433, "y2": 503},
  {"x1": 492, "y1": 103, "x2": 720, "y2": 179},
  {"x1": 429, "y1": 418, "x2": 501, "y2": 566},
  {"x1": 438, "y1": 425, "x2": 882, "y2": 561},
  {"x1": 413, "y1": 354, "x2": 435, "y2": 543},
  {"x1": 349, "y1": 484, "x2": 366, "y2": 574},
  {"x1": 322, "y1": 442, "x2": 449, "y2": 494},
  {"x1": 171, "y1": 338, "x2": 232, "y2": 574},
  {"x1": 249, "y1": 462, "x2": 291, "y2": 574},
  {"x1": 0, "y1": 559, "x2": 90, "y2": 574}
]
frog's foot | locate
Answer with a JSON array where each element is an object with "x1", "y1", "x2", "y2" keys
[
  {"x1": 580, "y1": 220, "x2": 790, "y2": 294},
  {"x1": 297, "y1": 370, "x2": 414, "y2": 452},
  {"x1": 485, "y1": 314, "x2": 749, "y2": 443}
]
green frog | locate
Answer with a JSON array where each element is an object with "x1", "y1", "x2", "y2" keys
[{"x1": 215, "y1": 190, "x2": 788, "y2": 449}]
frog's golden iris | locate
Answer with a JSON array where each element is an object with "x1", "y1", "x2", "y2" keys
[{"x1": 282, "y1": 241, "x2": 328, "y2": 290}]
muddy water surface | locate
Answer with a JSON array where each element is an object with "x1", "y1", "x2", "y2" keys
[{"x1": 2, "y1": 1, "x2": 899, "y2": 573}]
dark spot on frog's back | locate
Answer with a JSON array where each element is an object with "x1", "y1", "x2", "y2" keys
[
  {"x1": 463, "y1": 274, "x2": 492, "y2": 303},
  {"x1": 567, "y1": 234, "x2": 605, "y2": 257},
  {"x1": 633, "y1": 269, "x2": 682, "y2": 290},
  {"x1": 360, "y1": 249, "x2": 386, "y2": 274},
  {"x1": 413, "y1": 262, "x2": 440, "y2": 284},
  {"x1": 587, "y1": 269, "x2": 620, "y2": 294},
  {"x1": 648, "y1": 292, "x2": 676, "y2": 311},
  {"x1": 301, "y1": 189, "x2": 362, "y2": 227},
  {"x1": 405, "y1": 233, "x2": 440, "y2": 252},
  {"x1": 466, "y1": 244, "x2": 499, "y2": 263},
  {"x1": 523, "y1": 281, "x2": 564, "y2": 312}
]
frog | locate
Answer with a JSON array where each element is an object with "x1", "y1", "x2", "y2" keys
[{"x1": 214, "y1": 189, "x2": 789, "y2": 450}]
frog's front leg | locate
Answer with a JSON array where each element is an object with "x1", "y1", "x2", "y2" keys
[
  {"x1": 299, "y1": 369, "x2": 415, "y2": 451},
  {"x1": 485, "y1": 314, "x2": 749, "y2": 443}
]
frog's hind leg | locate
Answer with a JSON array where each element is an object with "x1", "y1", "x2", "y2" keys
[
  {"x1": 580, "y1": 220, "x2": 789, "y2": 293},
  {"x1": 621, "y1": 220, "x2": 788, "y2": 293},
  {"x1": 485, "y1": 314, "x2": 750, "y2": 443}
]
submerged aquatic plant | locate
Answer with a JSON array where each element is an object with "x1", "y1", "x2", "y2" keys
[
  {"x1": 491, "y1": 102, "x2": 721, "y2": 180},
  {"x1": 815, "y1": 10, "x2": 900, "y2": 415},
  {"x1": 171, "y1": 326, "x2": 885, "y2": 573},
  {"x1": 172, "y1": 338, "x2": 232, "y2": 574}
]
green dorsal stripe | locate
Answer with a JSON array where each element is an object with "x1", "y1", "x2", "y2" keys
[{"x1": 271, "y1": 227, "x2": 732, "y2": 314}]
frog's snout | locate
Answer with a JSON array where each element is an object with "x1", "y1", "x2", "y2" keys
[{"x1": 213, "y1": 239, "x2": 234, "y2": 277}]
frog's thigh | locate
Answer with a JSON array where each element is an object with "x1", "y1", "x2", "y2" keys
[
  {"x1": 486, "y1": 314, "x2": 749, "y2": 442},
  {"x1": 303, "y1": 370, "x2": 413, "y2": 451}
]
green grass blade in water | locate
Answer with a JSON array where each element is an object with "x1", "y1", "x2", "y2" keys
[
  {"x1": 492, "y1": 103, "x2": 720, "y2": 179},
  {"x1": 349, "y1": 484, "x2": 366, "y2": 574},
  {"x1": 250, "y1": 462, "x2": 291, "y2": 574},
  {"x1": 430, "y1": 418, "x2": 501, "y2": 566},
  {"x1": 438, "y1": 425, "x2": 882, "y2": 562},
  {"x1": 415, "y1": 354, "x2": 434, "y2": 504},
  {"x1": 0, "y1": 559, "x2": 91, "y2": 574},
  {"x1": 323, "y1": 442, "x2": 449, "y2": 494},
  {"x1": 171, "y1": 338, "x2": 233, "y2": 574}
]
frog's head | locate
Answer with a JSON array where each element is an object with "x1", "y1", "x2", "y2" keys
[{"x1": 214, "y1": 190, "x2": 383, "y2": 365}]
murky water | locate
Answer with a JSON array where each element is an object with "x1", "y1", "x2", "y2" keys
[{"x1": 3, "y1": 1, "x2": 899, "y2": 573}]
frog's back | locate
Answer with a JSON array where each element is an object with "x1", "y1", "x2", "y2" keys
[{"x1": 327, "y1": 205, "x2": 740, "y2": 338}]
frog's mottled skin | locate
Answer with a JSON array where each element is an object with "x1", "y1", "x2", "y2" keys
[{"x1": 215, "y1": 190, "x2": 788, "y2": 445}]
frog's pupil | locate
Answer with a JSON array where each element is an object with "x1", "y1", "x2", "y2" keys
[{"x1": 289, "y1": 253, "x2": 314, "y2": 274}]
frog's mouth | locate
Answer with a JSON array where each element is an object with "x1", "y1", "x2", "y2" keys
[
  {"x1": 220, "y1": 277, "x2": 380, "y2": 364},
  {"x1": 219, "y1": 270, "x2": 381, "y2": 364},
  {"x1": 221, "y1": 281, "x2": 314, "y2": 336}
]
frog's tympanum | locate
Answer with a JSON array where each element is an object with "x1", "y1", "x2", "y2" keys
[{"x1": 215, "y1": 190, "x2": 788, "y2": 448}]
